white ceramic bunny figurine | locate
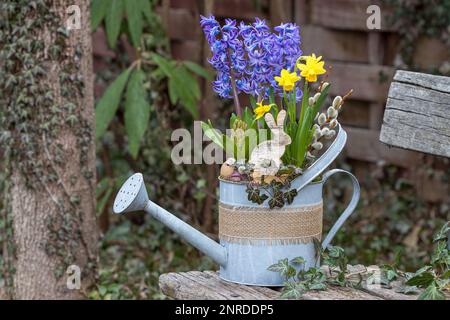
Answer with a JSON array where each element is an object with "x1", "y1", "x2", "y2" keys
[{"x1": 250, "y1": 110, "x2": 291, "y2": 178}]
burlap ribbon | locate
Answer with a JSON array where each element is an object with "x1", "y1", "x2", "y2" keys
[{"x1": 219, "y1": 202, "x2": 323, "y2": 245}]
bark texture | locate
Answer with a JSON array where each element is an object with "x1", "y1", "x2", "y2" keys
[{"x1": 8, "y1": 0, "x2": 97, "y2": 299}]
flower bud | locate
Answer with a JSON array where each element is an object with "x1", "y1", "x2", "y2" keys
[
  {"x1": 313, "y1": 124, "x2": 321, "y2": 132},
  {"x1": 327, "y1": 106, "x2": 338, "y2": 119},
  {"x1": 332, "y1": 96, "x2": 343, "y2": 109},
  {"x1": 313, "y1": 129, "x2": 322, "y2": 140},
  {"x1": 308, "y1": 97, "x2": 314, "y2": 106},
  {"x1": 313, "y1": 92, "x2": 321, "y2": 103},
  {"x1": 321, "y1": 127, "x2": 330, "y2": 136},
  {"x1": 312, "y1": 142, "x2": 323, "y2": 150},
  {"x1": 321, "y1": 82, "x2": 329, "y2": 92},
  {"x1": 318, "y1": 113, "x2": 327, "y2": 125},
  {"x1": 329, "y1": 119, "x2": 338, "y2": 129},
  {"x1": 325, "y1": 129, "x2": 336, "y2": 139}
]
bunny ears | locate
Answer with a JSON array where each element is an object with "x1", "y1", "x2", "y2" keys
[{"x1": 264, "y1": 110, "x2": 287, "y2": 128}]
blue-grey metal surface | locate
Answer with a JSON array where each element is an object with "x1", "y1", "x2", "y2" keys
[
  {"x1": 320, "y1": 169, "x2": 360, "y2": 249},
  {"x1": 144, "y1": 201, "x2": 228, "y2": 266}
]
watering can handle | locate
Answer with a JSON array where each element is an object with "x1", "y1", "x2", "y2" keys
[{"x1": 320, "y1": 169, "x2": 360, "y2": 249}]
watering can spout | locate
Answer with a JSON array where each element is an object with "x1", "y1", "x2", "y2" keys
[{"x1": 113, "y1": 173, "x2": 227, "y2": 267}]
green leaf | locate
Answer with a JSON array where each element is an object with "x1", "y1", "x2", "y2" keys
[
  {"x1": 308, "y1": 282, "x2": 327, "y2": 291},
  {"x1": 95, "y1": 68, "x2": 131, "y2": 138},
  {"x1": 183, "y1": 61, "x2": 212, "y2": 80},
  {"x1": 124, "y1": 69, "x2": 151, "y2": 158},
  {"x1": 152, "y1": 53, "x2": 176, "y2": 77},
  {"x1": 327, "y1": 246, "x2": 345, "y2": 259},
  {"x1": 433, "y1": 221, "x2": 449, "y2": 243},
  {"x1": 125, "y1": 0, "x2": 143, "y2": 48},
  {"x1": 290, "y1": 257, "x2": 305, "y2": 265},
  {"x1": 91, "y1": 0, "x2": 109, "y2": 30},
  {"x1": 418, "y1": 282, "x2": 446, "y2": 300},
  {"x1": 284, "y1": 189, "x2": 298, "y2": 205},
  {"x1": 105, "y1": 0, "x2": 124, "y2": 48},
  {"x1": 268, "y1": 191, "x2": 285, "y2": 209},
  {"x1": 267, "y1": 258, "x2": 290, "y2": 275},
  {"x1": 201, "y1": 121, "x2": 224, "y2": 150},
  {"x1": 279, "y1": 282, "x2": 303, "y2": 299},
  {"x1": 406, "y1": 271, "x2": 435, "y2": 288}
]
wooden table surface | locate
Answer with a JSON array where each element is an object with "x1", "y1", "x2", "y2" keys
[{"x1": 159, "y1": 265, "x2": 426, "y2": 300}]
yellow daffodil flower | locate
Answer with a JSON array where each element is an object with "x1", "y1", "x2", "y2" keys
[
  {"x1": 274, "y1": 69, "x2": 300, "y2": 91},
  {"x1": 297, "y1": 53, "x2": 326, "y2": 82},
  {"x1": 254, "y1": 102, "x2": 271, "y2": 120}
]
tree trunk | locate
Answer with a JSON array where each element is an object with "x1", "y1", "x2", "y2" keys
[{"x1": 1, "y1": 0, "x2": 98, "y2": 299}]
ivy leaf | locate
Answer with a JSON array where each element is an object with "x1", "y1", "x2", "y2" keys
[
  {"x1": 290, "y1": 256, "x2": 305, "y2": 265},
  {"x1": 268, "y1": 259, "x2": 287, "y2": 272},
  {"x1": 279, "y1": 282, "x2": 303, "y2": 299},
  {"x1": 95, "y1": 68, "x2": 131, "y2": 138},
  {"x1": 406, "y1": 271, "x2": 435, "y2": 288},
  {"x1": 246, "y1": 186, "x2": 268, "y2": 205},
  {"x1": 268, "y1": 191, "x2": 285, "y2": 209},
  {"x1": 418, "y1": 282, "x2": 446, "y2": 300},
  {"x1": 124, "y1": 69, "x2": 151, "y2": 158},
  {"x1": 284, "y1": 189, "x2": 298, "y2": 205},
  {"x1": 183, "y1": 61, "x2": 212, "y2": 80},
  {"x1": 308, "y1": 282, "x2": 327, "y2": 291},
  {"x1": 105, "y1": 0, "x2": 124, "y2": 48},
  {"x1": 91, "y1": 0, "x2": 109, "y2": 30},
  {"x1": 125, "y1": 0, "x2": 143, "y2": 48},
  {"x1": 433, "y1": 221, "x2": 449, "y2": 243},
  {"x1": 327, "y1": 245, "x2": 345, "y2": 259}
]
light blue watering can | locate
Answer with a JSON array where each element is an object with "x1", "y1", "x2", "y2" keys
[{"x1": 113, "y1": 125, "x2": 360, "y2": 286}]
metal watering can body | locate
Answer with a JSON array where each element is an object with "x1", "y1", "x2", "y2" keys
[{"x1": 113, "y1": 126, "x2": 360, "y2": 286}]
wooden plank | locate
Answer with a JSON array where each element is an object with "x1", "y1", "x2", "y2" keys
[
  {"x1": 294, "y1": 0, "x2": 309, "y2": 25},
  {"x1": 159, "y1": 269, "x2": 384, "y2": 300},
  {"x1": 346, "y1": 127, "x2": 422, "y2": 167},
  {"x1": 302, "y1": 26, "x2": 368, "y2": 63},
  {"x1": 159, "y1": 271, "x2": 279, "y2": 300},
  {"x1": 339, "y1": 100, "x2": 370, "y2": 128},
  {"x1": 213, "y1": 0, "x2": 268, "y2": 21},
  {"x1": 156, "y1": 8, "x2": 198, "y2": 41},
  {"x1": 171, "y1": 40, "x2": 202, "y2": 63},
  {"x1": 310, "y1": 0, "x2": 393, "y2": 31},
  {"x1": 327, "y1": 62, "x2": 395, "y2": 102},
  {"x1": 380, "y1": 71, "x2": 450, "y2": 158},
  {"x1": 270, "y1": 0, "x2": 293, "y2": 26}
]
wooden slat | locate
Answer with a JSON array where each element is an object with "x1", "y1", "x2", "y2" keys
[
  {"x1": 156, "y1": 8, "x2": 198, "y2": 41},
  {"x1": 327, "y1": 62, "x2": 395, "y2": 102},
  {"x1": 270, "y1": 0, "x2": 293, "y2": 26},
  {"x1": 159, "y1": 269, "x2": 383, "y2": 300},
  {"x1": 302, "y1": 26, "x2": 369, "y2": 63},
  {"x1": 171, "y1": 40, "x2": 202, "y2": 63},
  {"x1": 310, "y1": 0, "x2": 393, "y2": 31},
  {"x1": 159, "y1": 271, "x2": 279, "y2": 300},
  {"x1": 346, "y1": 127, "x2": 422, "y2": 167},
  {"x1": 213, "y1": 0, "x2": 268, "y2": 20},
  {"x1": 380, "y1": 71, "x2": 450, "y2": 158}
]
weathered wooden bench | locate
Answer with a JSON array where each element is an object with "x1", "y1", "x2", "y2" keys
[
  {"x1": 159, "y1": 70, "x2": 450, "y2": 300},
  {"x1": 158, "y1": 266, "x2": 420, "y2": 300},
  {"x1": 380, "y1": 70, "x2": 450, "y2": 250}
]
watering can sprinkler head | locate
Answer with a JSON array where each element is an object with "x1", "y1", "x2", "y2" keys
[
  {"x1": 113, "y1": 173, "x2": 149, "y2": 214},
  {"x1": 112, "y1": 172, "x2": 228, "y2": 266}
]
